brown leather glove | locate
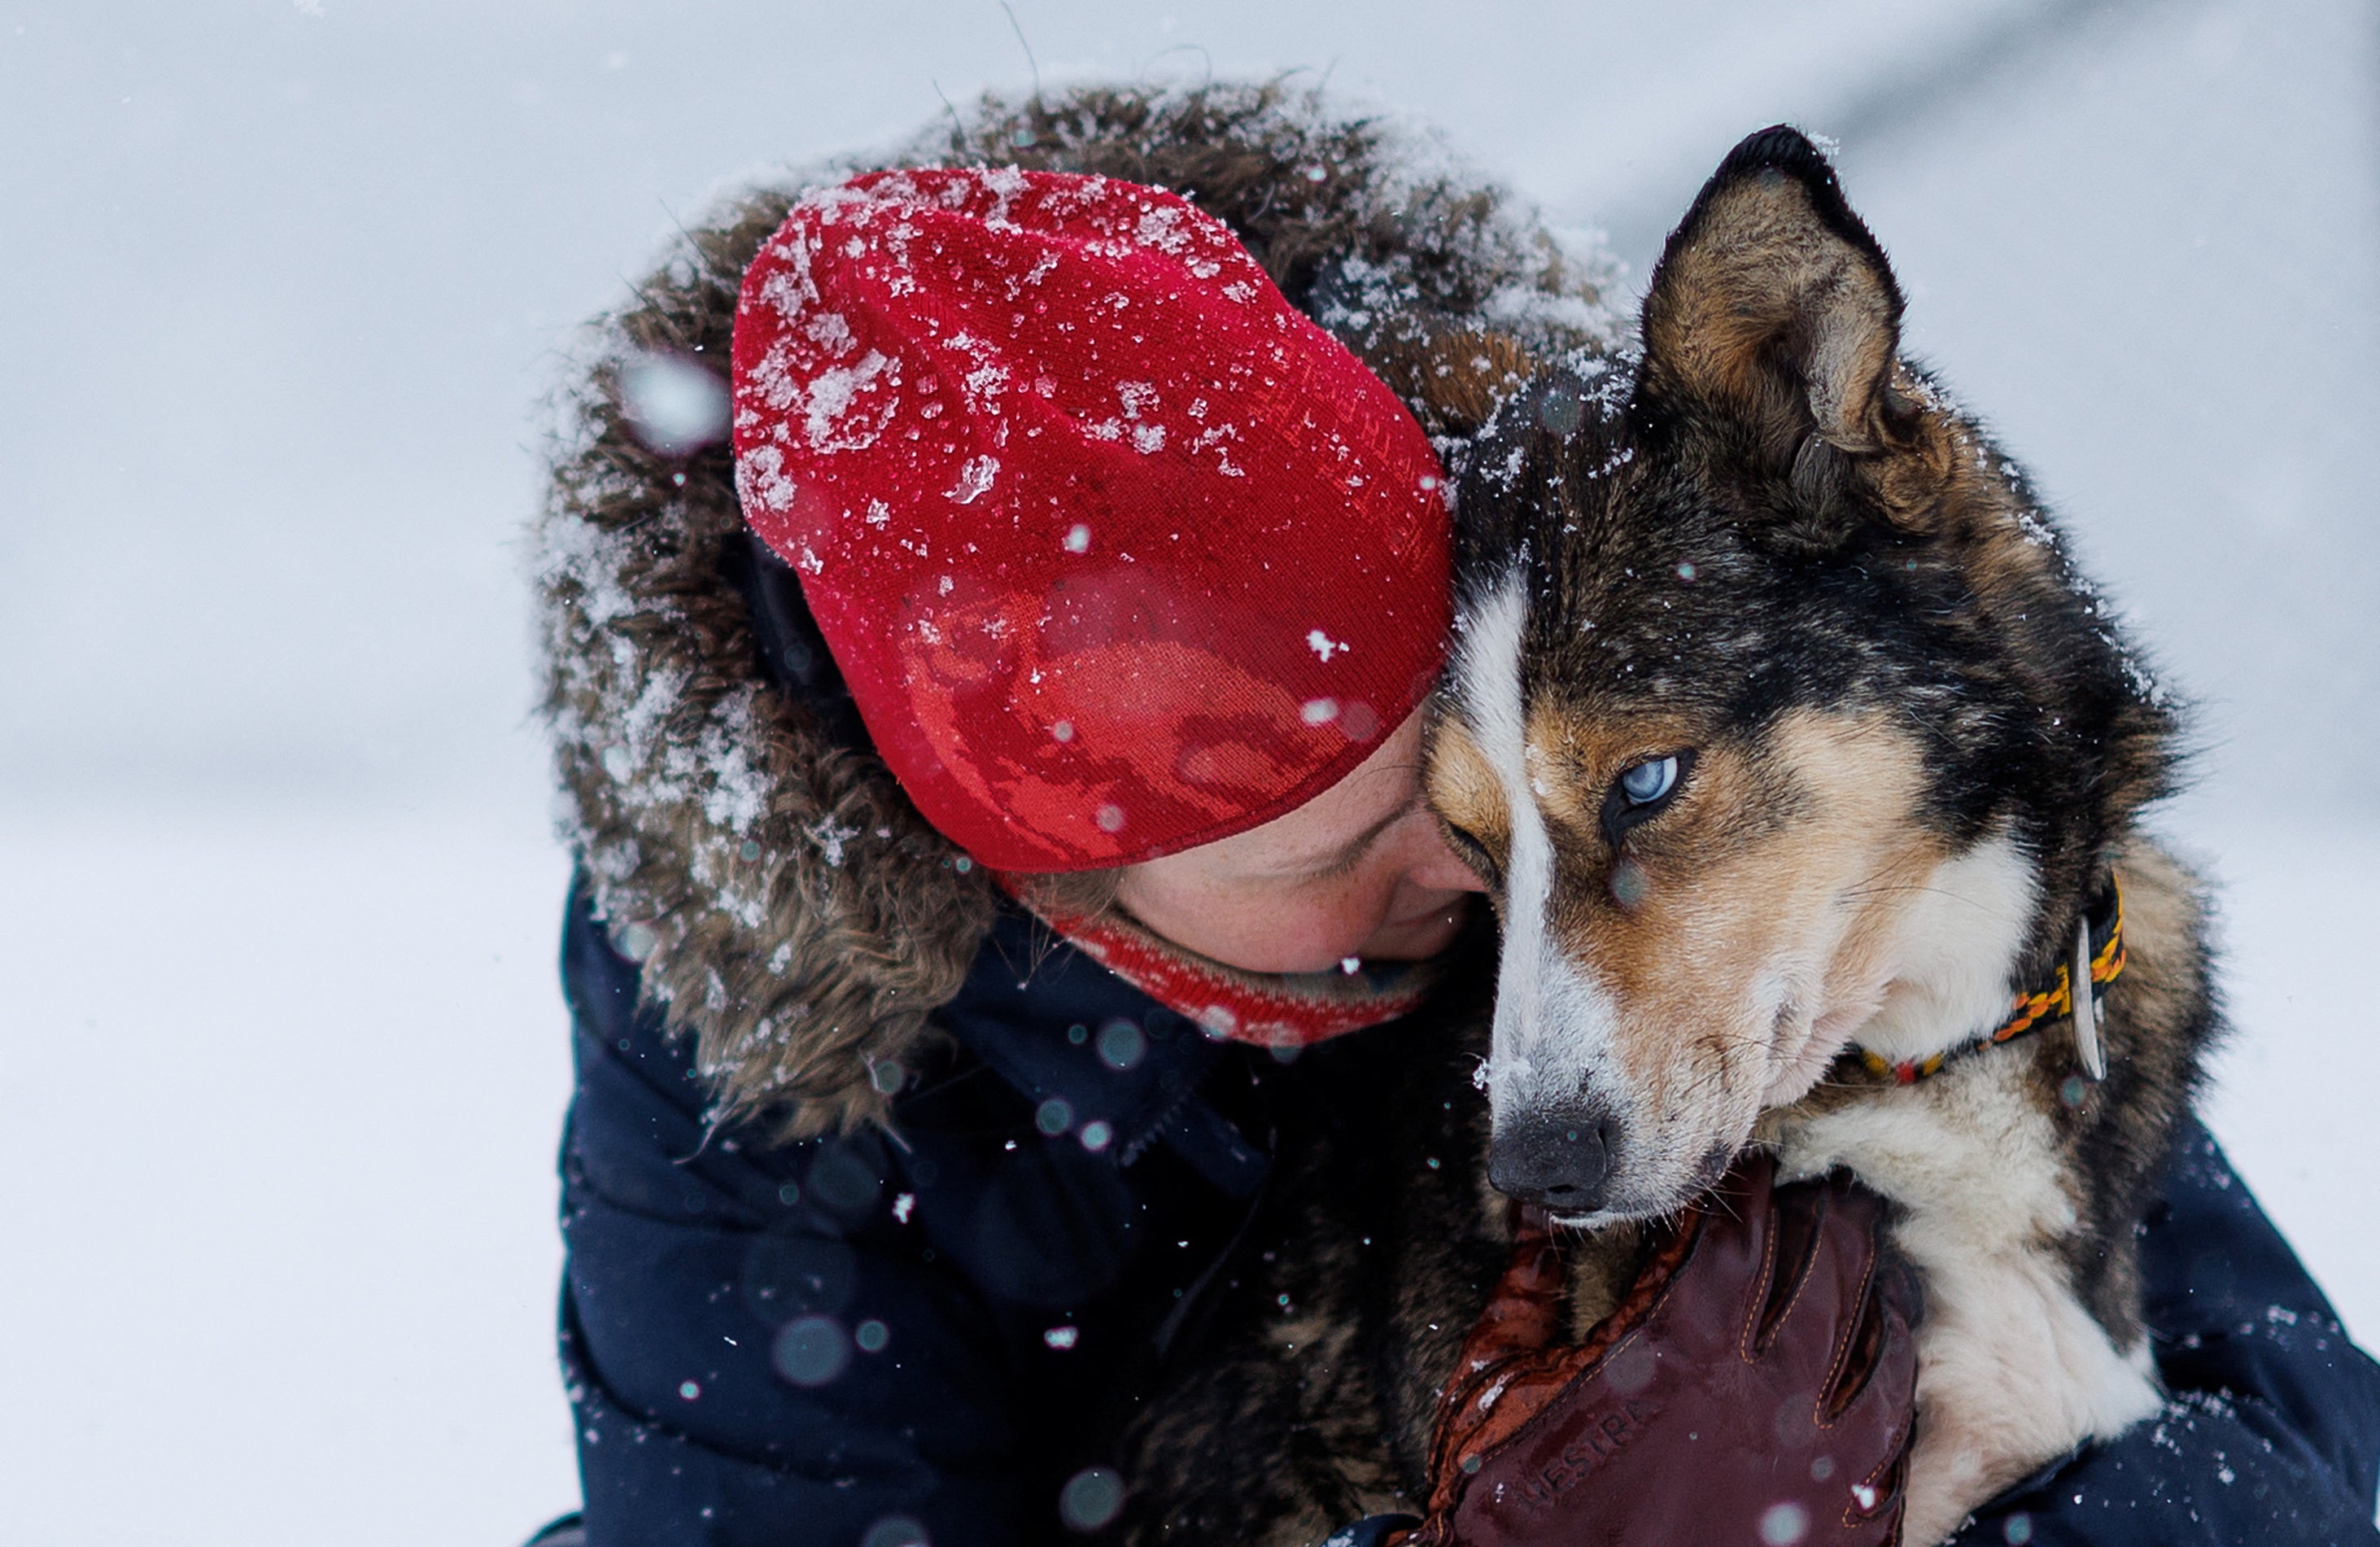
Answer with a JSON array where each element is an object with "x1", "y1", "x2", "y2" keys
[{"x1": 1397, "y1": 1155, "x2": 1919, "y2": 1547}]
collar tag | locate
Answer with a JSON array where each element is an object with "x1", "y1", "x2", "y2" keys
[
  {"x1": 1852, "y1": 871, "x2": 2125, "y2": 1087},
  {"x1": 2072, "y1": 914, "x2": 2107, "y2": 1082}
]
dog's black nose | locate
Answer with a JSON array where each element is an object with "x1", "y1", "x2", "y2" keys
[{"x1": 1488, "y1": 1109, "x2": 1618, "y2": 1214}]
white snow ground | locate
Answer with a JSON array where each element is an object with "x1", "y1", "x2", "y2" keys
[{"x1": 2, "y1": 2, "x2": 2373, "y2": 1542}]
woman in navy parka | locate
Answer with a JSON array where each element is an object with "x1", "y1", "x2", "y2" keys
[{"x1": 530, "y1": 84, "x2": 2380, "y2": 1547}]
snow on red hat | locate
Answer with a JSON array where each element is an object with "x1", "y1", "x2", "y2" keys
[{"x1": 731, "y1": 167, "x2": 1451, "y2": 872}]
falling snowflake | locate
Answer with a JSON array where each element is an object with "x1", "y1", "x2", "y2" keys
[
  {"x1": 620, "y1": 351, "x2": 731, "y2": 456},
  {"x1": 1758, "y1": 1501, "x2": 1809, "y2": 1545}
]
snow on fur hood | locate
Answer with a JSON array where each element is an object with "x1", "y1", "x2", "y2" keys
[{"x1": 532, "y1": 81, "x2": 1618, "y2": 1142}]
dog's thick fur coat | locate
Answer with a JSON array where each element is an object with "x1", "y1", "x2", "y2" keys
[{"x1": 1422, "y1": 129, "x2": 2215, "y2": 1541}]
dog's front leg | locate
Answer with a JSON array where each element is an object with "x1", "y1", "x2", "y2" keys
[
  {"x1": 1767, "y1": 1075, "x2": 2160, "y2": 1544},
  {"x1": 1892, "y1": 1240, "x2": 2160, "y2": 1544}
]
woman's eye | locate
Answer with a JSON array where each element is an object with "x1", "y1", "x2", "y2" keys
[
  {"x1": 1618, "y1": 755, "x2": 1679, "y2": 806},
  {"x1": 1442, "y1": 822, "x2": 1499, "y2": 878}
]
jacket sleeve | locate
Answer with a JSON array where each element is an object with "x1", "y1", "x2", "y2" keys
[
  {"x1": 557, "y1": 890, "x2": 1034, "y2": 1547},
  {"x1": 1954, "y1": 1118, "x2": 2380, "y2": 1545}
]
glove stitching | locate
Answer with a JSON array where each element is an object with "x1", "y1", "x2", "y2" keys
[
  {"x1": 1744, "y1": 1185, "x2": 1828, "y2": 1365},
  {"x1": 1812, "y1": 1241, "x2": 1881, "y2": 1434},
  {"x1": 1437, "y1": 1223, "x2": 1702, "y2": 1524},
  {"x1": 1842, "y1": 1407, "x2": 1917, "y2": 1532}
]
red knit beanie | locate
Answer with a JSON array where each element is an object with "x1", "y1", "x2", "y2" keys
[{"x1": 730, "y1": 168, "x2": 1451, "y2": 872}]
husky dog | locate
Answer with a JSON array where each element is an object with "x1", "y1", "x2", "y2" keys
[
  {"x1": 1413, "y1": 128, "x2": 2214, "y2": 1542},
  {"x1": 1126, "y1": 127, "x2": 2214, "y2": 1547}
]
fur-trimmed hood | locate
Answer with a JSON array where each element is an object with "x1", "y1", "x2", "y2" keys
[{"x1": 532, "y1": 81, "x2": 1618, "y2": 1141}]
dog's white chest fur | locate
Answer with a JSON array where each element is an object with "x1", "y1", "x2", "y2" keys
[{"x1": 1766, "y1": 1064, "x2": 2163, "y2": 1544}]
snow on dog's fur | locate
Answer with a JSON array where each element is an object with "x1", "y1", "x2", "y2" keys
[{"x1": 1425, "y1": 128, "x2": 2211, "y2": 1541}]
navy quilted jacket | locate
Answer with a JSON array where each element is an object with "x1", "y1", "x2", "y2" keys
[{"x1": 556, "y1": 888, "x2": 2380, "y2": 1547}]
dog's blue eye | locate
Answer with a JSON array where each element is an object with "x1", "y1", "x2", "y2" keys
[{"x1": 1619, "y1": 756, "x2": 1679, "y2": 806}]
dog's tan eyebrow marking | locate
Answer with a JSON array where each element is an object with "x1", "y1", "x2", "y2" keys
[{"x1": 1426, "y1": 715, "x2": 1510, "y2": 849}]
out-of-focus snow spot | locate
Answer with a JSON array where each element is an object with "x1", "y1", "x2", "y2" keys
[
  {"x1": 859, "y1": 1514, "x2": 929, "y2": 1547},
  {"x1": 805, "y1": 1147, "x2": 880, "y2": 1214},
  {"x1": 1058, "y1": 1466, "x2": 1124, "y2": 1531},
  {"x1": 1096, "y1": 1019, "x2": 1145, "y2": 1071},
  {"x1": 619, "y1": 352, "x2": 730, "y2": 456},
  {"x1": 772, "y1": 1314, "x2": 850, "y2": 1387}
]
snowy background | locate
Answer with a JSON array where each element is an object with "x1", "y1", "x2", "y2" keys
[{"x1": 2, "y1": 1, "x2": 2373, "y2": 1541}]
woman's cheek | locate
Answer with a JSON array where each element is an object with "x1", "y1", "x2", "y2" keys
[
  {"x1": 1239, "y1": 878, "x2": 1373, "y2": 973},
  {"x1": 1305, "y1": 873, "x2": 1397, "y2": 964}
]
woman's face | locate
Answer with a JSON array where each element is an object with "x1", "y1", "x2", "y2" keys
[{"x1": 1112, "y1": 711, "x2": 1488, "y2": 973}]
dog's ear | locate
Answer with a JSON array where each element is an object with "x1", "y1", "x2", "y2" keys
[{"x1": 1638, "y1": 127, "x2": 1915, "y2": 471}]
